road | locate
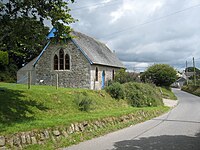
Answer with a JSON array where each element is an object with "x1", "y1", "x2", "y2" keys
[{"x1": 64, "y1": 89, "x2": 200, "y2": 150}]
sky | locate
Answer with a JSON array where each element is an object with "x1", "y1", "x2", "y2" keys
[{"x1": 68, "y1": 0, "x2": 200, "y2": 72}]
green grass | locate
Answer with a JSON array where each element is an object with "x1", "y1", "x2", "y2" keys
[
  {"x1": 182, "y1": 85, "x2": 200, "y2": 96},
  {"x1": 24, "y1": 106, "x2": 169, "y2": 150},
  {"x1": 160, "y1": 87, "x2": 177, "y2": 100},
  {"x1": 0, "y1": 82, "x2": 167, "y2": 136}
]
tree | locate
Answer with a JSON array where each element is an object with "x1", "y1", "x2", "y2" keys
[
  {"x1": 114, "y1": 69, "x2": 140, "y2": 84},
  {"x1": 141, "y1": 64, "x2": 177, "y2": 87},
  {"x1": 0, "y1": 50, "x2": 8, "y2": 66},
  {"x1": 0, "y1": 0, "x2": 75, "y2": 81},
  {"x1": 0, "y1": 0, "x2": 75, "y2": 67},
  {"x1": 114, "y1": 69, "x2": 128, "y2": 84}
]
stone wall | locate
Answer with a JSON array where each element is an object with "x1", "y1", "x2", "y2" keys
[
  {"x1": 0, "y1": 110, "x2": 164, "y2": 149},
  {"x1": 90, "y1": 65, "x2": 120, "y2": 90},
  {"x1": 35, "y1": 40, "x2": 91, "y2": 88}
]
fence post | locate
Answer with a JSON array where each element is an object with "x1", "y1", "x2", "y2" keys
[
  {"x1": 56, "y1": 74, "x2": 58, "y2": 89},
  {"x1": 28, "y1": 71, "x2": 31, "y2": 89}
]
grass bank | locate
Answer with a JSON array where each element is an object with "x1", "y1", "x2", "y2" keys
[
  {"x1": 25, "y1": 106, "x2": 168, "y2": 150},
  {"x1": 160, "y1": 87, "x2": 177, "y2": 100},
  {"x1": 181, "y1": 85, "x2": 200, "y2": 96},
  {"x1": 0, "y1": 82, "x2": 170, "y2": 149},
  {"x1": 0, "y1": 82, "x2": 168, "y2": 135}
]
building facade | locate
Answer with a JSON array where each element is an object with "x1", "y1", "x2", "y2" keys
[{"x1": 17, "y1": 30, "x2": 125, "y2": 90}]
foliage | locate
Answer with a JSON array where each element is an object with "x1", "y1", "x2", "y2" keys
[
  {"x1": 0, "y1": 50, "x2": 8, "y2": 66},
  {"x1": 123, "y1": 82, "x2": 163, "y2": 107},
  {"x1": 182, "y1": 85, "x2": 200, "y2": 97},
  {"x1": 0, "y1": 50, "x2": 17, "y2": 82},
  {"x1": 186, "y1": 67, "x2": 200, "y2": 75},
  {"x1": 114, "y1": 69, "x2": 140, "y2": 84},
  {"x1": 24, "y1": 106, "x2": 169, "y2": 150},
  {"x1": 0, "y1": 64, "x2": 17, "y2": 82},
  {"x1": 141, "y1": 64, "x2": 177, "y2": 87},
  {"x1": 0, "y1": 83, "x2": 169, "y2": 149},
  {"x1": 0, "y1": 0, "x2": 76, "y2": 81},
  {"x1": 105, "y1": 82, "x2": 125, "y2": 99},
  {"x1": 160, "y1": 87, "x2": 177, "y2": 100},
  {"x1": 74, "y1": 92, "x2": 93, "y2": 112},
  {"x1": 114, "y1": 69, "x2": 127, "y2": 84},
  {"x1": 0, "y1": 82, "x2": 130, "y2": 135}
]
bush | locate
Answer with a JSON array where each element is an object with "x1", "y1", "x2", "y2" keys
[
  {"x1": 141, "y1": 64, "x2": 177, "y2": 87},
  {"x1": 182, "y1": 85, "x2": 200, "y2": 97},
  {"x1": 0, "y1": 63, "x2": 17, "y2": 82},
  {"x1": 105, "y1": 82, "x2": 124, "y2": 99},
  {"x1": 114, "y1": 69, "x2": 140, "y2": 84},
  {"x1": 123, "y1": 82, "x2": 163, "y2": 107},
  {"x1": 74, "y1": 92, "x2": 93, "y2": 112},
  {"x1": 0, "y1": 51, "x2": 8, "y2": 66}
]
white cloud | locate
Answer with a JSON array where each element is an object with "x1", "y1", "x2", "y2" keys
[{"x1": 69, "y1": 0, "x2": 200, "y2": 71}]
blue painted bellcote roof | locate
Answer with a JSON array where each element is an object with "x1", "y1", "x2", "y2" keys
[{"x1": 47, "y1": 27, "x2": 57, "y2": 39}]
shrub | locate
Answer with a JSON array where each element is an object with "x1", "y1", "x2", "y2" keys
[
  {"x1": 0, "y1": 51, "x2": 8, "y2": 66},
  {"x1": 105, "y1": 82, "x2": 124, "y2": 99},
  {"x1": 114, "y1": 69, "x2": 140, "y2": 84},
  {"x1": 141, "y1": 64, "x2": 177, "y2": 87},
  {"x1": 182, "y1": 85, "x2": 200, "y2": 97},
  {"x1": 123, "y1": 82, "x2": 163, "y2": 107},
  {"x1": 74, "y1": 92, "x2": 93, "y2": 112}
]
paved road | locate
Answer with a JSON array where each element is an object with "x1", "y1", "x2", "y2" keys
[{"x1": 64, "y1": 89, "x2": 200, "y2": 150}]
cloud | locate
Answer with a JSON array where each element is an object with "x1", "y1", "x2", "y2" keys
[{"x1": 69, "y1": 0, "x2": 200, "y2": 72}]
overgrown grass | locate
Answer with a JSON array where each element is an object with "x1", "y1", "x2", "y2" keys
[
  {"x1": 160, "y1": 87, "x2": 177, "y2": 100},
  {"x1": 123, "y1": 82, "x2": 163, "y2": 107},
  {"x1": 24, "y1": 106, "x2": 169, "y2": 150},
  {"x1": 182, "y1": 85, "x2": 200, "y2": 96},
  {"x1": 0, "y1": 82, "x2": 168, "y2": 136}
]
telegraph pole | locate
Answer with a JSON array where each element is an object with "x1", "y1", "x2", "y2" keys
[
  {"x1": 193, "y1": 57, "x2": 197, "y2": 86},
  {"x1": 186, "y1": 61, "x2": 188, "y2": 85}
]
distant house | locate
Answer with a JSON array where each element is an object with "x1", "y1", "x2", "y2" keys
[
  {"x1": 172, "y1": 77, "x2": 187, "y2": 88},
  {"x1": 17, "y1": 29, "x2": 125, "y2": 90}
]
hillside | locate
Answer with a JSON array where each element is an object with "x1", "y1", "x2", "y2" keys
[
  {"x1": 0, "y1": 82, "x2": 170, "y2": 149},
  {"x1": 182, "y1": 85, "x2": 200, "y2": 96}
]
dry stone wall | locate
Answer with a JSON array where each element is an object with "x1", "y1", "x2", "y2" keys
[{"x1": 0, "y1": 110, "x2": 164, "y2": 149}]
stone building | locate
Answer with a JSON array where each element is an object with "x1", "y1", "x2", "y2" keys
[{"x1": 17, "y1": 30, "x2": 125, "y2": 90}]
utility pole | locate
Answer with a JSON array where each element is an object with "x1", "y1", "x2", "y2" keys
[
  {"x1": 186, "y1": 61, "x2": 188, "y2": 85},
  {"x1": 193, "y1": 57, "x2": 197, "y2": 86}
]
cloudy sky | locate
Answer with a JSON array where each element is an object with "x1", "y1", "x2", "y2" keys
[{"x1": 68, "y1": 0, "x2": 200, "y2": 72}]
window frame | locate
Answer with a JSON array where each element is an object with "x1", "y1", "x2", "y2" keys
[
  {"x1": 95, "y1": 67, "x2": 98, "y2": 81},
  {"x1": 59, "y1": 49, "x2": 64, "y2": 70},
  {"x1": 53, "y1": 48, "x2": 71, "y2": 71},
  {"x1": 112, "y1": 69, "x2": 115, "y2": 80},
  {"x1": 54, "y1": 55, "x2": 58, "y2": 70},
  {"x1": 65, "y1": 54, "x2": 70, "y2": 70}
]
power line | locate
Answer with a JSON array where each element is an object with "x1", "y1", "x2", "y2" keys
[
  {"x1": 99, "y1": 3, "x2": 200, "y2": 39},
  {"x1": 71, "y1": 0, "x2": 121, "y2": 11}
]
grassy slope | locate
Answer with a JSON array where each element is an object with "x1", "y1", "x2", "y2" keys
[
  {"x1": 160, "y1": 87, "x2": 177, "y2": 100},
  {"x1": 182, "y1": 85, "x2": 200, "y2": 96},
  {"x1": 0, "y1": 82, "x2": 168, "y2": 136}
]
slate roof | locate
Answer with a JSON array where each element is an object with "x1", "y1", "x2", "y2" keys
[
  {"x1": 71, "y1": 31, "x2": 125, "y2": 68},
  {"x1": 33, "y1": 28, "x2": 124, "y2": 68}
]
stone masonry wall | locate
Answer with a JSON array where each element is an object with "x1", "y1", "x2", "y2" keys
[
  {"x1": 35, "y1": 40, "x2": 91, "y2": 88},
  {"x1": 0, "y1": 110, "x2": 164, "y2": 149},
  {"x1": 90, "y1": 65, "x2": 120, "y2": 90}
]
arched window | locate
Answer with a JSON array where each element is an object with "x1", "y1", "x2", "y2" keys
[
  {"x1": 112, "y1": 69, "x2": 115, "y2": 80},
  {"x1": 65, "y1": 54, "x2": 70, "y2": 70},
  {"x1": 95, "y1": 67, "x2": 98, "y2": 81},
  {"x1": 59, "y1": 49, "x2": 64, "y2": 70},
  {"x1": 54, "y1": 55, "x2": 58, "y2": 70}
]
